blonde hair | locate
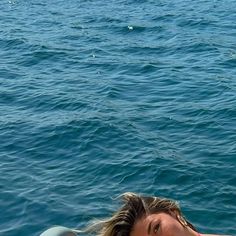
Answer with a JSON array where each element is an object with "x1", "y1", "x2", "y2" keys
[{"x1": 91, "y1": 192, "x2": 197, "y2": 236}]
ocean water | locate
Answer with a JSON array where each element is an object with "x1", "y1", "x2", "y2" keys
[{"x1": 0, "y1": 0, "x2": 235, "y2": 235}]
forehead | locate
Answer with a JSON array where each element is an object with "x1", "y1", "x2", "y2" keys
[
  {"x1": 145, "y1": 213, "x2": 164, "y2": 221},
  {"x1": 139, "y1": 213, "x2": 170, "y2": 223}
]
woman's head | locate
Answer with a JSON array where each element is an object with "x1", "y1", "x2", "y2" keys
[{"x1": 96, "y1": 192, "x2": 197, "y2": 236}]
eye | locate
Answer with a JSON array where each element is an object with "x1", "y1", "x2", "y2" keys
[{"x1": 154, "y1": 223, "x2": 160, "y2": 234}]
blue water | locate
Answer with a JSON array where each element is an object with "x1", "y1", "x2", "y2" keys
[{"x1": 0, "y1": 0, "x2": 235, "y2": 235}]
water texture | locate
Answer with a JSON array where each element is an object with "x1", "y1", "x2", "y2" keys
[{"x1": 0, "y1": 0, "x2": 235, "y2": 235}]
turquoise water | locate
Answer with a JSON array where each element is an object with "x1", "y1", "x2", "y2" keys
[{"x1": 0, "y1": 0, "x2": 235, "y2": 235}]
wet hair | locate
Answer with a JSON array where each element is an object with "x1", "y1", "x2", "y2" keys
[{"x1": 92, "y1": 192, "x2": 197, "y2": 236}]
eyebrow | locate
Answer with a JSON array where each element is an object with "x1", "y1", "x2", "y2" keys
[{"x1": 147, "y1": 220, "x2": 153, "y2": 235}]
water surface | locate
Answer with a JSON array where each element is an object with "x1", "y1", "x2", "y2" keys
[{"x1": 0, "y1": 0, "x2": 235, "y2": 235}]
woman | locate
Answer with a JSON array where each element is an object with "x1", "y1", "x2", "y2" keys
[
  {"x1": 40, "y1": 192, "x2": 229, "y2": 236},
  {"x1": 94, "y1": 192, "x2": 228, "y2": 236}
]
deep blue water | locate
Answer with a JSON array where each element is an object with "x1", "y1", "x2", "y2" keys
[{"x1": 0, "y1": 0, "x2": 236, "y2": 235}]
